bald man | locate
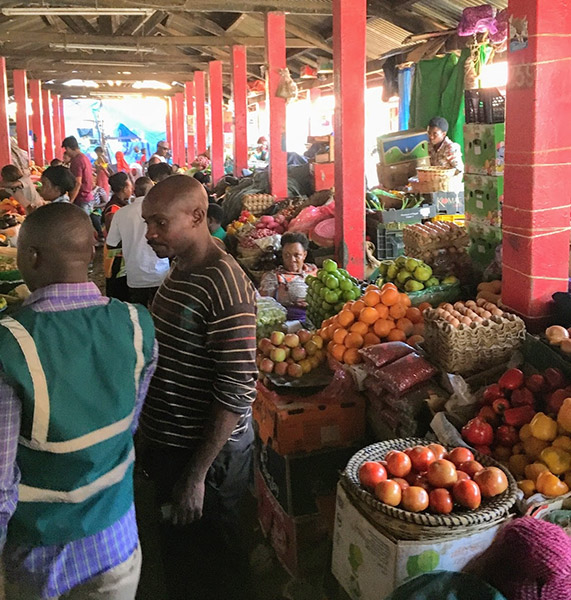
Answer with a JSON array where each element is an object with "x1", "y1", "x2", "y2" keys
[
  {"x1": 0, "y1": 203, "x2": 157, "y2": 600},
  {"x1": 140, "y1": 175, "x2": 256, "y2": 600}
]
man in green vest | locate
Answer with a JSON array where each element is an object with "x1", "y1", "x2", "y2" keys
[{"x1": 0, "y1": 203, "x2": 157, "y2": 599}]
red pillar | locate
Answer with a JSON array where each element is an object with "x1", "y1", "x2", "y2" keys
[
  {"x1": 171, "y1": 95, "x2": 179, "y2": 164},
  {"x1": 165, "y1": 96, "x2": 173, "y2": 152},
  {"x1": 232, "y1": 45, "x2": 249, "y2": 177},
  {"x1": 0, "y1": 58, "x2": 10, "y2": 167},
  {"x1": 185, "y1": 81, "x2": 196, "y2": 164},
  {"x1": 333, "y1": 0, "x2": 366, "y2": 278},
  {"x1": 174, "y1": 92, "x2": 186, "y2": 166},
  {"x1": 42, "y1": 89, "x2": 54, "y2": 164},
  {"x1": 209, "y1": 60, "x2": 224, "y2": 186},
  {"x1": 29, "y1": 80, "x2": 44, "y2": 166},
  {"x1": 52, "y1": 94, "x2": 62, "y2": 159},
  {"x1": 265, "y1": 12, "x2": 288, "y2": 198},
  {"x1": 502, "y1": 0, "x2": 571, "y2": 328},
  {"x1": 13, "y1": 69, "x2": 30, "y2": 155},
  {"x1": 195, "y1": 71, "x2": 207, "y2": 155},
  {"x1": 58, "y1": 96, "x2": 65, "y2": 141}
]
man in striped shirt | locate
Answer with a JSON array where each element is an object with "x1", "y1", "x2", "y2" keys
[{"x1": 140, "y1": 175, "x2": 257, "y2": 600}]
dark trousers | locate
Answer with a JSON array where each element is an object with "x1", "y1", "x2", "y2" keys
[
  {"x1": 128, "y1": 286, "x2": 158, "y2": 308},
  {"x1": 141, "y1": 428, "x2": 254, "y2": 600}
]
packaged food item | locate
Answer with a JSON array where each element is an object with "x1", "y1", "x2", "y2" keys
[
  {"x1": 375, "y1": 352, "x2": 438, "y2": 396},
  {"x1": 359, "y1": 342, "x2": 414, "y2": 369}
]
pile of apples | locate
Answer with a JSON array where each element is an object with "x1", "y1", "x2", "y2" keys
[
  {"x1": 257, "y1": 329, "x2": 325, "y2": 378},
  {"x1": 358, "y1": 444, "x2": 509, "y2": 514}
]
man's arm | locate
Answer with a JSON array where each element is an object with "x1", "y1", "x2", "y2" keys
[
  {"x1": 105, "y1": 213, "x2": 123, "y2": 250},
  {"x1": 0, "y1": 371, "x2": 22, "y2": 552},
  {"x1": 69, "y1": 177, "x2": 81, "y2": 203}
]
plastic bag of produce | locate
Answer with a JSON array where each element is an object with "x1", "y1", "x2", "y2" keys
[
  {"x1": 375, "y1": 352, "x2": 438, "y2": 396},
  {"x1": 287, "y1": 203, "x2": 335, "y2": 235},
  {"x1": 256, "y1": 296, "x2": 287, "y2": 339},
  {"x1": 359, "y1": 341, "x2": 414, "y2": 369}
]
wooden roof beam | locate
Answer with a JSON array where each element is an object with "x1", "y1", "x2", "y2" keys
[
  {"x1": 98, "y1": 15, "x2": 113, "y2": 35},
  {"x1": 58, "y1": 15, "x2": 98, "y2": 35},
  {"x1": 250, "y1": 13, "x2": 332, "y2": 53}
]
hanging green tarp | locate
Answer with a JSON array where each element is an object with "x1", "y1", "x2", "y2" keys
[{"x1": 409, "y1": 49, "x2": 470, "y2": 149}]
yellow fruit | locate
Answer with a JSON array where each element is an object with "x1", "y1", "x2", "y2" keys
[
  {"x1": 524, "y1": 462, "x2": 549, "y2": 483},
  {"x1": 508, "y1": 454, "x2": 530, "y2": 479},
  {"x1": 557, "y1": 398, "x2": 571, "y2": 432},
  {"x1": 565, "y1": 471, "x2": 571, "y2": 489},
  {"x1": 529, "y1": 412, "x2": 558, "y2": 442},
  {"x1": 494, "y1": 446, "x2": 512, "y2": 462},
  {"x1": 552, "y1": 436, "x2": 571, "y2": 452},
  {"x1": 517, "y1": 479, "x2": 536, "y2": 498},
  {"x1": 536, "y1": 470, "x2": 570, "y2": 497},
  {"x1": 540, "y1": 446, "x2": 571, "y2": 475},
  {"x1": 512, "y1": 443, "x2": 524, "y2": 455},
  {"x1": 519, "y1": 424, "x2": 532, "y2": 442},
  {"x1": 523, "y1": 436, "x2": 550, "y2": 460}
]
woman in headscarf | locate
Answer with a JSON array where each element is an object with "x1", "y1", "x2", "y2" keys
[{"x1": 115, "y1": 151, "x2": 130, "y2": 175}]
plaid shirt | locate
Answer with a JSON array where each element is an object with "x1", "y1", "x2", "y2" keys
[
  {"x1": 0, "y1": 283, "x2": 157, "y2": 598},
  {"x1": 429, "y1": 136, "x2": 464, "y2": 173}
]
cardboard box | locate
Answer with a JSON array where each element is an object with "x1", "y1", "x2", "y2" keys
[
  {"x1": 466, "y1": 217, "x2": 503, "y2": 244},
  {"x1": 313, "y1": 162, "x2": 334, "y2": 191},
  {"x1": 464, "y1": 123, "x2": 505, "y2": 176},
  {"x1": 377, "y1": 157, "x2": 430, "y2": 189},
  {"x1": 464, "y1": 174, "x2": 504, "y2": 223},
  {"x1": 377, "y1": 130, "x2": 429, "y2": 166},
  {"x1": 254, "y1": 383, "x2": 366, "y2": 455},
  {"x1": 256, "y1": 438, "x2": 359, "y2": 517},
  {"x1": 255, "y1": 469, "x2": 331, "y2": 578},
  {"x1": 332, "y1": 484, "x2": 504, "y2": 600}
]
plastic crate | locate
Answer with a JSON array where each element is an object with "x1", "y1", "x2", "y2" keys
[
  {"x1": 465, "y1": 88, "x2": 505, "y2": 124},
  {"x1": 434, "y1": 214, "x2": 465, "y2": 226},
  {"x1": 376, "y1": 227, "x2": 405, "y2": 260},
  {"x1": 375, "y1": 203, "x2": 435, "y2": 226}
]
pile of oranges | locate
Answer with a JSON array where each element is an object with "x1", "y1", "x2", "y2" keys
[{"x1": 317, "y1": 283, "x2": 430, "y2": 365}]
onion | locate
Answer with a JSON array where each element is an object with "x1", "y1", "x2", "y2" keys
[{"x1": 546, "y1": 325, "x2": 570, "y2": 345}]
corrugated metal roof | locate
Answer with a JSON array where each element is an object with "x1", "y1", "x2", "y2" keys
[
  {"x1": 366, "y1": 17, "x2": 412, "y2": 59},
  {"x1": 412, "y1": 0, "x2": 507, "y2": 28}
]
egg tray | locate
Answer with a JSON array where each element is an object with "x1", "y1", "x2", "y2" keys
[
  {"x1": 423, "y1": 311, "x2": 526, "y2": 375},
  {"x1": 341, "y1": 437, "x2": 518, "y2": 540},
  {"x1": 242, "y1": 194, "x2": 276, "y2": 216}
]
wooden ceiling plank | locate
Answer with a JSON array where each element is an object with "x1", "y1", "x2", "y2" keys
[
  {"x1": 132, "y1": 10, "x2": 168, "y2": 36},
  {"x1": 114, "y1": 15, "x2": 145, "y2": 36},
  {"x1": 98, "y1": 15, "x2": 113, "y2": 35}
]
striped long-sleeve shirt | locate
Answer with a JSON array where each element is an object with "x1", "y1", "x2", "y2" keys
[{"x1": 140, "y1": 253, "x2": 257, "y2": 448}]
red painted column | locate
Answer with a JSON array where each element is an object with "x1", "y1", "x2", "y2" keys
[
  {"x1": 185, "y1": 80, "x2": 196, "y2": 164},
  {"x1": 52, "y1": 94, "x2": 62, "y2": 159},
  {"x1": 29, "y1": 80, "x2": 44, "y2": 166},
  {"x1": 502, "y1": 0, "x2": 571, "y2": 328},
  {"x1": 13, "y1": 69, "x2": 30, "y2": 155},
  {"x1": 265, "y1": 12, "x2": 288, "y2": 198},
  {"x1": 0, "y1": 58, "x2": 10, "y2": 167},
  {"x1": 209, "y1": 60, "x2": 224, "y2": 186},
  {"x1": 171, "y1": 95, "x2": 179, "y2": 164},
  {"x1": 58, "y1": 96, "x2": 65, "y2": 141},
  {"x1": 175, "y1": 92, "x2": 186, "y2": 166},
  {"x1": 195, "y1": 71, "x2": 207, "y2": 155},
  {"x1": 165, "y1": 96, "x2": 173, "y2": 153},
  {"x1": 333, "y1": 0, "x2": 366, "y2": 278},
  {"x1": 232, "y1": 45, "x2": 249, "y2": 177},
  {"x1": 42, "y1": 89, "x2": 54, "y2": 164}
]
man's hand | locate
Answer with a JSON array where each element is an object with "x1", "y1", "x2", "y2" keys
[{"x1": 171, "y1": 474, "x2": 205, "y2": 526}]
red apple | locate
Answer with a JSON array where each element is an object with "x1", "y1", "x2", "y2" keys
[
  {"x1": 429, "y1": 488, "x2": 453, "y2": 514},
  {"x1": 452, "y1": 479, "x2": 481, "y2": 509},
  {"x1": 291, "y1": 347, "x2": 307, "y2": 362},
  {"x1": 427, "y1": 459, "x2": 458, "y2": 489},
  {"x1": 407, "y1": 446, "x2": 437, "y2": 473},
  {"x1": 374, "y1": 480, "x2": 402, "y2": 507},
  {"x1": 359, "y1": 462, "x2": 387, "y2": 490},
  {"x1": 270, "y1": 331, "x2": 285, "y2": 346},
  {"x1": 473, "y1": 467, "x2": 509, "y2": 498},
  {"x1": 287, "y1": 363, "x2": 303, "y2": 378},
  {"x1": 297, "y1": 329, "x2": 312, "y2": 344},
  {"x1": 458, "y1": 460, "x2": 484, "y2": 478},
  {"x1": 274, "y1": 361, "x2": 288, "y2": 377},
  {"x1": 259, "y1": 358, "x2": 274, "y2": 374},
  {"x1": 427, "y1": 443, "x2": 447, "y2": 460},
  {"x1": 270, "y1": 347, "x2": 287, "y2": 363},
  {"x1": 447, "y1": 447, "x2": 475, "y2": 468},
  {"x1": 284, "y1": 333, "x2": 300, "y2": 348}
]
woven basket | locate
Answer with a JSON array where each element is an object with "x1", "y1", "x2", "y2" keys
[
  {"x1": 417, "y1": 166, "x2": 456, "y2": 183},
  {"x1": 341, "y1": 437, "x2": 517, "y2": 540}
]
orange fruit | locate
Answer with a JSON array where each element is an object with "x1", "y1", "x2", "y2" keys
[
  {"x1": 387, "y1": 328, "x2": 407, "y2": 342},
  {"x1": 412, "y1": 322, "x2": 425, "y2": 335},
  {"x1": 343, "y1": 301, "x2": 355, "y2": 312},
  {"x1": 381, "y1": 282, "x2": 398, "y2": 292},
  {"x1": 351, "y1": 299, "x2": 366, "y2": 315},
  {"x1": 396, "y1": 317, "x2": 414, "y2": 336},
  {"x1": 338, "y1": 310, "x2": 355, "y2": 328},
  {"x1": 400, "y1": 293, "x2": 412, "y2": 307},
  {"x1": 333, "y1": 327, "x2": 349, "y2": 345},
  {"x1": 344, "y1": 347, "x2": 362, "y2": 365},
  {"x1": 331, "y1": 344, "x2": 347, "y2": 362},
  {"x1": 380, "y1": 288, "x2": 400, "y2": 306},
  {"x1": 365, "y1": 284, "x2": 379, "y2": 292},
  {"x1": 363, "y1": 332, "x2": 381, "y2": 346},
  {"x1": 327, "y1": 340, "x2": 336, "y2": 353},
  {"x1": 359, "y1": 306, "x2": 379, "y2": 325},
  {"x1": 363, "y1": 290, "x2": 382, "y2": 307},
  {"x1": 418, "y1": 302, "x2": 432, "y2": 313},
  {"x1": 345, "y1": 332, "x2": 364, "y2": 349},
  {"x1": 350, "y1": 321, "x2": 369, "y2": 336},
  {"x1": 389, "y1": 303, "x2": 407, "y2": 319},
  {"x1": 407, "y1": 334, "x2": 425, "y2": 345},
  {"x1": 373, "y1": 318, "x2": 395, "y2": 338},
  {"x1": 320, "y1": 327, "x2": 332, "y2": 342},
  {"x1": 405, "y1": 307, "x2": 423, "y2": 324},
  {"x1": 375, "y1": 303, "x2": 389, "y2": 319}
]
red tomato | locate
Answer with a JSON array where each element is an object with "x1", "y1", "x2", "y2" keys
[
  {"x1": 405, "y1": 472, "x2": 431, "y2": 491},
  {"x1": 458, "y1": 460, "x2": 484, "y2": 478},
  {"x1": 407, "y1": 446, "x2": 437, "y2": 473},
  {"x1": 429, "y1": 488, "x2": 453, "y2": 514},
  {"x1": 453, "y1": 479, "x2": 481, "y2": 509},
  {"x1": 401, "y1": 486, "x2": 429, "y2": 512},
  {"x1": 392, "y1": 477, "x2": 410, "y2": 491},
  {"x1": 359, "y1": 461, "x2": 387, "y2": 490},
  {"x1": 427, "y1": 443, "x2": 447, "y2": 460},
  {"x1": 374, "y1": 480, "x2": 402, "y2": 507},
  {"x1": 427, "y1": 459, "x2": 458, "y2": 489},
  {"x1": 456, "y1": 470, "x2": 471, "y2": 482},
  {"x1": 386, "y1": 451, "x2": 412, "y2": 478},
  {"x1": 473, "y1": 467, "x2": 509, "y2": 498},
  {"x1": 447, "y1": 447, "x2": 475, "y2": 468}
]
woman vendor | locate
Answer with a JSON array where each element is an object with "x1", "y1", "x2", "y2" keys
[
  {"x1": 427, "y1": 116, "x2": 464, "y2": 175},
  {"x1": 259, "y1": 232, "x2": 318, "y2": 321}
]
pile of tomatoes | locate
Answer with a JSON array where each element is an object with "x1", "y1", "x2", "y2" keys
[{"x1": 358, "y1": 444, "x2": 509, "y2": 514}]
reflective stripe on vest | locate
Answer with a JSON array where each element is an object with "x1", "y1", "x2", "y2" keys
[{"x1": 1, "y1": 305, "x2": 143, "y2": 457}]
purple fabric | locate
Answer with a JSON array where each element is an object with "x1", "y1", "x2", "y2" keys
[
  {"x1": 458, "y1": 5, "x2": 496, "y2": 37},
  {"x1": 0, "y1": 283, "x2": 157, "y2": 599}
]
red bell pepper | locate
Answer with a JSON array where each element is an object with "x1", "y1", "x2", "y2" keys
[
  {"x1": 511, "y1": 387, "x2": 535, "y2": 408},
  {"x1": 473, "y1": 444, "x2": 492, "y2": 456},
  {"x1": 495, "y1": 425, "x2": 518, "y2": 447},
  {"x1": 546, "y1": 389, "x2": 569, "y2": 415},
  {"x1": 478, "y1": 405, "x2": 500, "y2": 426},
  {"x1": 492, "y1": 397, "x2": 511, "y2": 415},
  {"x1": 461, "y1": 417, "x2": 494, "y2": 446},
  {"x1": 482, "y1": 383, "x2": 504, "y2": 406},
  {"x1": 525, "y1": 374, "x2": 545, "y2": 394},
  {"x1": 503, "y1": 405, "x2": 535, "y2": 427},
  {"x1": 544, "y1": 368, "x2": 566, "y2": 391},
  {"x1": 498, "y1": 368, "x2": 524, "y2": 391}
]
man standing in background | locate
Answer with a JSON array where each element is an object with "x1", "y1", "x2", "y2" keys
[{"x1": 62, "y1": 136, "x2": 94, "y2": 213}]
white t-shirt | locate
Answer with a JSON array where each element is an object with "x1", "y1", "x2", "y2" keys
[
  {"x1": 106, "y1": 196, "x2": 170, "y2": 288},
  {"x1": 150, "y1": 153, "x2": 167, "y2": 163}
]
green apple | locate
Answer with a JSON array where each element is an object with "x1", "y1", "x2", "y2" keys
[
  {"x1": 397, "y1": 269, "x2": 412, "y2": 284},
  {"x1": 414, "y1": 265, "x2": 433, "y2": 282},
  {"x1": 323, "y1": 259, "x2": 338, "y2": 273},
  {"x1": 405, "y1": 280, "x2": 424, "y2": 292}
]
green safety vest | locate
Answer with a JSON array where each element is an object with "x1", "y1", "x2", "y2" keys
[{"x1": 0, "y1": 300, "x2": 155, "y2": 546}]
